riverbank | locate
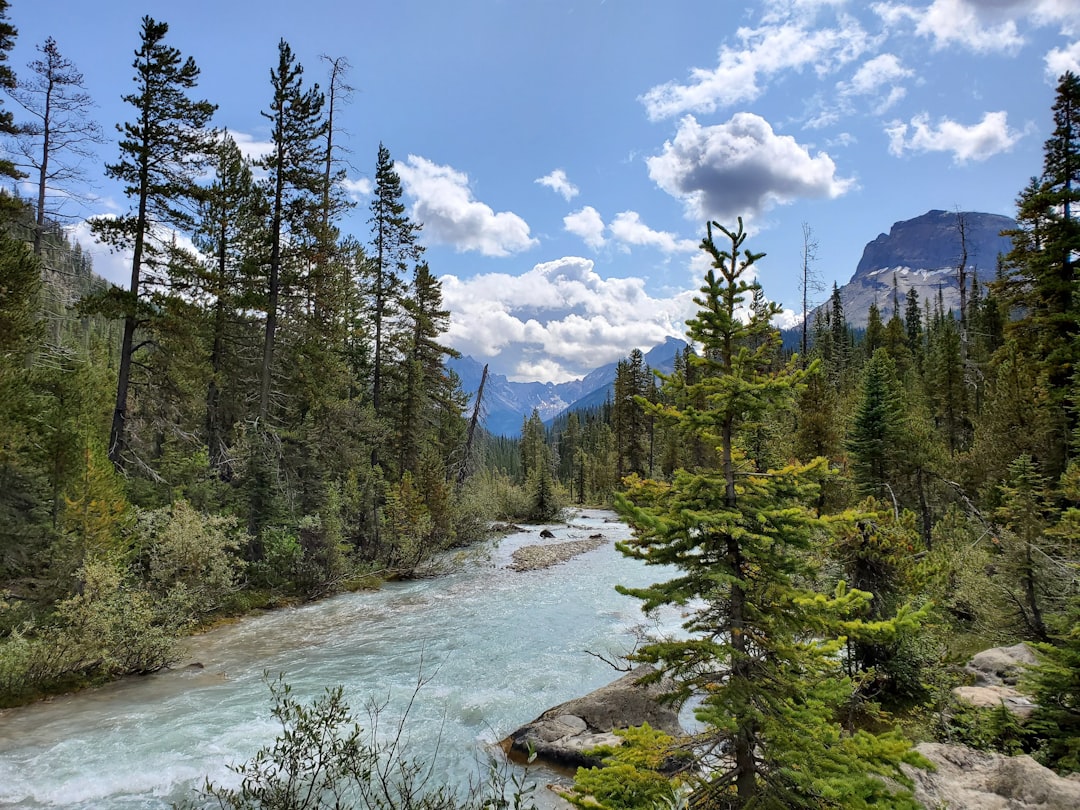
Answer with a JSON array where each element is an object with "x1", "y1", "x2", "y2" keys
[{"x1": 0, "y1": 510, "x2": 659, "y2": 809}]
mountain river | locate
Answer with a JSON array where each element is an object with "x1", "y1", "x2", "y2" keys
[{"x1": 0, "y1": 510, "x2": 681, "y2": 809}]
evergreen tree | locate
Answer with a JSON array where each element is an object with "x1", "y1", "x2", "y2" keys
[
  {"x1": 10, "y1": 36, "x2": 104, "y2": 256},
  {"x1": 999, "y1": 72, "x2": 1080, "y2": 475},
  {"x1": 847, "y1": 349, "x2": 906, "y2": 498},
  {"x1": 195, "y1": 133, "x2": 266, "y2": 477},
  {"x1": 89, "y1": 16, "x2": 216, "y2": 468},
  {"x1": 0, "y1": 0, "x2": 21, "y2": 184},
  {"x1": 617, "y1": 220, "x2": 922, "y2": 808},
  {"x1": 367, "y1": 143, "x2": 421, "y2": 416},
  {"x1": 255, "y1": 39, "x2": 326, "y2": 422}
]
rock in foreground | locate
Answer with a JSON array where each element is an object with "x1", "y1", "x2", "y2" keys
[
  {"x1": 503, "y1": 665, "x2": 681, "y2": 769},
  {"x1": 905, "y1": 743, "x2": 1080, "y2": 809}
]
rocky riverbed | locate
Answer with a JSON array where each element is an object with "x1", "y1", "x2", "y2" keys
[{"x1": 509, "y1": 534, "x2": 609, "y2": 572}]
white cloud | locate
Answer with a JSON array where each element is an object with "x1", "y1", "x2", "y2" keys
[
  {"x1": 342, "y1": 177, "x2": 372, "y2": 199},
  {"x1": 849, "y1": 53, "x2": 912, "y2": 95},
  {"x1": 396, "y1": 155, "x2": 538, "y2": 257},
  {"x1": 639, "y1": 16, "x2": 870, "y2": 120},
  {"x1": 646, "y1": 113, "x2": 854, "y2": 222},
  {"x1": 535, "y1": 169, "x2": 579, "y2": 201},
  {"x1": 68, "y1": 218, "x2": 131, "y2": 287},
  {"x1": 886, "y1": 110, "x2": 1024, "y2": 162},
  {"x1": 440, "y1": 257, "x2": 696, "y2": 382},
  {"x1": 564, "y1": 206, "x2": 607, "y2": 250},
  {"x1": 229, "y1": 131, "x2": 274, "y2": 163},
  {"x1": 609, "y1": 212, "x2": 699, "y2": 253},
  {"x1": 1046, "y1": 41, "x2": 1080, "y2": 79},
  {"x1": 874, "y1": 0, "x2": 1080, "y2": 53}
]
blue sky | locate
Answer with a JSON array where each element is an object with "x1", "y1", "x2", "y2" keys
[{"x1": 7, "y1": 0, "x2": 1079, "y2": 381}]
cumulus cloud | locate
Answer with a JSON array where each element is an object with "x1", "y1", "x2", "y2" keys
[
  {"x1": 609, "y1": 212, "x2": 699, "y2": 253},
  {"x1": 396, "y1": 155, "x2": 538, "y2": 257},
  {"x1": 1046, "y1": 40, "x2": 1080, "y2": 79},
  {"x1": 341, "y1": 177, "x2": 372, "y2": 199},
  {"x1": 886, "y1": 110, "x2": 1024, "y2": 162},
  {"x1": 535, "y1": 169, "x2": 579, "y2": 201},
  {"x1": 849, "y1": 53, "x2": 912, "y2": 95},
  {"x1": 229, "y1": 131, "x2": 274, "y2": 163},
  {"x1": 564, "y1": 206, "x2": 607, "y2": 250},
  {"x1": 640, "y1": 16, "x2": 870, "y2": 120},
  {"x1": 874, "y1": 0, "x2": 1080, "y2": 54},
  {"x1": 439, "y1": 256, "x2": 696, "y2": 382},
  {"x1": 646, "y1": 113, "x2": 854, "y2": 221}
]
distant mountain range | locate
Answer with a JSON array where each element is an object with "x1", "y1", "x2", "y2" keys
[
  {"x1": 450, "y1": 208, "x2": 1019, "y2": 436},
  {"x1": 448, "y1": 336, "x2": 686, "y2": 437},
  {"x1": 826, "y1": 209, "x2": 1016, "y2": 327}
]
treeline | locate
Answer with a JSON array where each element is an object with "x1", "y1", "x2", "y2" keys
[{"x1": 0, "y1": 10, "x2": 546, "y2": 704}]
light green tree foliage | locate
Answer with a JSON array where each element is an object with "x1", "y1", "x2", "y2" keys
[
  {"x1": 569, "y1": 724, "x2": 684, "y2": 810},
  {"x1": 139, "y1": 499, "x2": 245, "y2": 615},
  {"x1": 615, "y1": 220, "x2": 924, "y2": 808}
]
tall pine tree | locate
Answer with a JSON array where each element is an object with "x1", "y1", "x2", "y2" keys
[{"x1": 90, "y1": 16, "x2": 216, "y2": 468}]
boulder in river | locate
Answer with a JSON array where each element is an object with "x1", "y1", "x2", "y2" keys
[{"x1": 503, "y1": 665, "x2": 682, "y2": 770}]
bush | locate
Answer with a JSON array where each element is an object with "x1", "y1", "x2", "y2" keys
[{"x1": 185, "y1": 675, "x2": 535, "y2": 810}]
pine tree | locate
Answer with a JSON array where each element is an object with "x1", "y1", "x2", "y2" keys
[
  {"x1": 89, "y1": 16, "x2": 216, "y2": 468},
  {"x1": 847, "y1": 349, "x2": 906, "y2": 497},
  {"x1": 194, "y1": 134, "x2": 266, "y2": 476},
  {"x1": 256, "y1": 39, "x2": 326, "y2": 423},
  {"x1": 9, "y1": 36, "x2": 104, "y2": 256},
  {"x1": 0, "y1": 0, "x2": 21, "y2": 185},
  {"x1": 367, "y1": 144, "x2": 421, "y2": 416},
  {"x1": 616, "y1": 220, "x2": 922, "y2": 808}
]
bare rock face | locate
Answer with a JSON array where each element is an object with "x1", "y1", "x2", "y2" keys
[
  {"x1": 503, "y1": 665, "x2": 681, "y2": 769},
  {"x1": 905, "y1": 743, "x2": 1080, "y2": 810}
]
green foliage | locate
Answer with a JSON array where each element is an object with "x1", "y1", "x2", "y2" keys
[
  {"x1": 615, "y1": 220, "x2": 924, "y2": 808},
  {"x1": 1025, "y1": 603, "x2": 1080, "y2": 773},
  {"x1": 937, "y1": 700, "x2": 1032, "y2": 756},
  {"x1": 569, "y1": 724, "x2": 683, "y2": 810},
  {"x1": 138, "y1": 499, "x2": 246, "y2": 615},
  {"x1": 187, "y1": 675, "x2": 536, "y2": 810},
  {"x1": 0, "y1": 556, "x2": 185, "y2": 703}
]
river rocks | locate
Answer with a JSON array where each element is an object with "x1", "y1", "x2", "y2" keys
[
  {"x1": 509, "y1": 536, "x2": 608, "y2": 572},
  {"x1": 504, "y1": 665, "x2": 682, "y2": 769},
  {"x1": 904, "y1": 743, "x2": 1080, "y2": 809},
  {"x1": 953, "y1": 643, "x2": 1039, "y2": 718}
]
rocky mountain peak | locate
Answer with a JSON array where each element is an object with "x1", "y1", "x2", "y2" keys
[{"x1": 832, "y1": 209, "x2": 1016, "y2": 326}]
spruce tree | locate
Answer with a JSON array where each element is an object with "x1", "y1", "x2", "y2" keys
[
  {"x1": 1000, "y1": 72, "x2": 1080, "y2": 474},
  {"x1": 90, "y1": 16, "x2": 216, "y2": 468},
  {"x1": 616, "y1": 220, "x2": 922, "y2": 808},
  {"x1": 367, "y1": 143, "x2": 421, "y2": 416},
  {"x1": 195, "y1": 134, "x2": 266, "y2": 476}
]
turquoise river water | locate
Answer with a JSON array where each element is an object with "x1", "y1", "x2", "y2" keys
[{"x1": 0, "y1": 510, "x2": 680, "y2": 809}]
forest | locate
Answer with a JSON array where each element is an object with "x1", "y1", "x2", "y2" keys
[{"x1": 0, "y1": 1, "x2": 1079, "y2": 807}]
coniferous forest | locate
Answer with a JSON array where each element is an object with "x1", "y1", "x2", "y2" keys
[{"x1": 1, "y1": 1, "x2": 1080, "y2": 807}]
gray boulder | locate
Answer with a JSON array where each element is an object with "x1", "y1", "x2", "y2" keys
[
  {"x1": 966, "y1": 644, "x2": 1038, "y2": 687},
  {"x1": 504, "y1": 665, "x2": 682, "y2": 769},
  {"x1": 905, "y1": 743, "x2": 1080, "y2": 809},
  {"x1": 954, "y1": 643, "x2": 1039, "y2": 719}
]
